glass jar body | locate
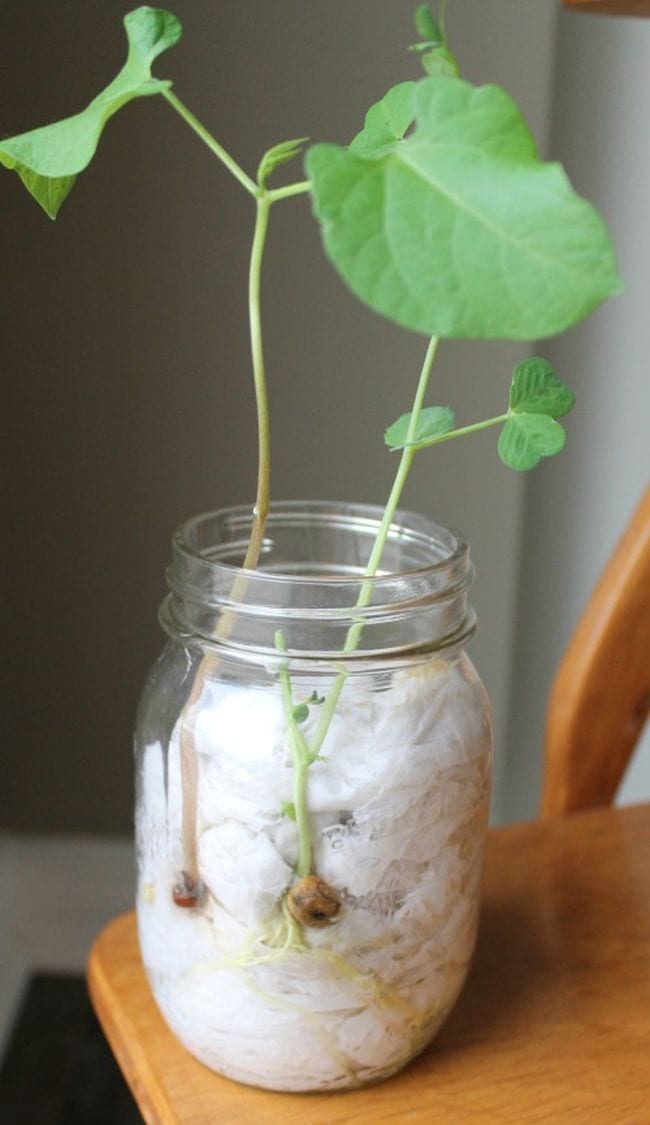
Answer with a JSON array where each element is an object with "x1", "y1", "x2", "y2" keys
[{"x1": 134, "y1": 503, "x2": 493, "y2": 1092}]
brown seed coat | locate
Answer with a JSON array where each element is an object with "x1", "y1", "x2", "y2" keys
[{"x1": 287, "y1": 875, "x2": 341, "y2": 928}]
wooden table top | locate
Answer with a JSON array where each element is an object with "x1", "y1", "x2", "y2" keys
[{"x1": 87, "y1": 803, "x2": 650, "y2": 1124}]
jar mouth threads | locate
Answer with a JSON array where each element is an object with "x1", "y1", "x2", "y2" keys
[{"x1": 163, "y1": 501, "x2": 476, "y2": 660}]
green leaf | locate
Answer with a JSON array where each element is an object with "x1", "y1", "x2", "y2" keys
[
  {"x1": 414, "y1": 4, "x2": 442, "y2": 41},
  {"x1": 349, "y1": 83, "x2": 416, "y2": 158},
  {"x1": 13, "y1": 166, "x2": 77, "y2": 221},
  {"x1": 385, "y1": 405, "x2": 455, "y2": 450},
  {"x1": 281, "y1": 802, "x2": 297, "y2": 821},
  {"x1": 411, "y1": 3, "x2": 459, "y2": 78},
  {"x1": 0, "y1": 6, "x2": 182, "y2": 217},
  {"x1": 307, "y1": 691, "x2": 325, "y2": 706},
  {"x1": 292, "y1": 703, "x2": 310, "y2": 724},
  {"x1": 509, "y1": 357, "x2": 575, "y2": 418},
  {"x1": 498, "y1": 413, "x2": 566, "y2": 471},
  {"x1": 420, "y1": 45, "x2": 460, "y2": 80},
  {"x1": 257, "y1": 137, "x2": 308, "y2": 189},
  {"x1": 307, "y1": 77, "x2": 622, "y2": 340}
]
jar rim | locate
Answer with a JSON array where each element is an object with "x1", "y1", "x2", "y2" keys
[
  {"x1": 165, "y1": 501, "x2": 476, "y2": 659},
  {"x1": 172, "y1": 500, "x2": 469, "y2": 589}
]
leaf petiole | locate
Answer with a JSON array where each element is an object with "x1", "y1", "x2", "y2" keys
[
  {"x1": 162, "y1": 88, "x2": 258, "y2": 196},
  {"x1": 400, "y1": 412, "x2": 510, "y2": 452},
  {"x1": 267, "y1": 180, "x2": 312, "y2": 203}
]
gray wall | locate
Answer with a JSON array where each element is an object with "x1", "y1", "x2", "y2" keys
[
  {"x1": 500, "y1": 7, "x2": 650, "y2": 822},
  {"x1": 1, "y1": 0, "x2": 590, "y2": 837}
]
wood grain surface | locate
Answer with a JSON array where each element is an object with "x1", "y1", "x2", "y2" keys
[{"x1": 87, "y1": 804, "x2": 650, "y2": 1124}]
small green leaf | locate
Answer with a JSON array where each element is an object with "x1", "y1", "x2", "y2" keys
[
  {"x1": 0, "y1": 6, "x2": 182, "y2": 217},
  {"x1": 414, "y1": 4, "x2": 442, "y2": 41},
  {"x1": 281, "y1": 802, "x2": 297, "y2": 821},
  {"x1": 420, "y1": 44, "x2": 460, "y2": 80},
  {"x1": 385, "y1": 405, "x2": 455, "y2": 450},
  {"x1": 307, "y1": 76, "x2": 622, "y2": 340},
  {"x1": 307, "y1": 691, "x2": 325, "y2": 706},
  {"x1": 14, "y1": 167, "x2": 77, "y2": 220},
  {"x1": 509, "y1": 357, "x2": 575, "y2": 419},
  {"x1": 411, "y1": 3, "x2": 459, "y2": 79},
  {"x1": 292, "y1": 703, "x2": 310, "y2": 724},
  {"x1": 257, "y1": 137, "x2": 308, "y2": 189},
  {"x1": 498, "y1": 413, "x2": 566, "y2": 471},
  {"x1": 349, "y1": 83, "x2": 416, "y2": 158}
]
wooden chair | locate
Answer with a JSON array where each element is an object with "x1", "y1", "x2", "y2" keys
[{"x1": 541, "y1": 486, "x2": 650, "y2": 816}]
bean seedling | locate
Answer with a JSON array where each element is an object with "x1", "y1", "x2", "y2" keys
[{"x1": 1, "y1": 3, "x2": 621, "y2": 907}]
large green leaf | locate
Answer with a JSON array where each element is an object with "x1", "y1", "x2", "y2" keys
[
  {"x1": 0, "y1": 7, "x2": 182, "y2": 218},
  {"x1": 307, "y1": 77, "x2": 622, "y2": 340}
]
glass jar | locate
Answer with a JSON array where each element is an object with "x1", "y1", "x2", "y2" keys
[{"x1": 134, "y1": 500, "x2": 492, "y2": 1092}]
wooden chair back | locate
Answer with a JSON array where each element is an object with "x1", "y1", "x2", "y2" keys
[{"x1": 541, "y1": 486, "x2": 650, "y2": 816}]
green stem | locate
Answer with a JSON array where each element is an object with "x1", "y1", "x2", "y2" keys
[
  {"x1": 172, "y1": 112, "x2": 274, "y2": 889},
  {"x1": 163, "y1": 89, "x2": 257, "y2": 196},
  {"x1": 267, "y1": 180, "x2": 312, "y2": 203},
  {"x1": 276, "y1": 631, "x2": 313, "y2": 878},
  {"x1": 241, "y1": 193, "x2": 273, "y2": 569},
  {"x1": 308, "y1": 336, "x2": 441, "y2": 760},
  {"x1": 210, "y1": 191, "x2": 273, "y2": 635},
  {"x1": 439, "y1": 0, "x2": 449, "y2": 41},
  {"x1": 407, "y1": 412, "x2": 510, "y2": 453}
]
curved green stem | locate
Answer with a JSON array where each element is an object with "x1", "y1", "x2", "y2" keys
[
  {"x1": 177, "y1": 193, "x2": 273, "y2": 891},
  {"x1": 241, "y1": 193, "x2": 273, "y2": 569}
]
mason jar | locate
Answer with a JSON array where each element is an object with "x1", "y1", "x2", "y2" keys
[{"x1": 134, "y1": 500, "x2": 493, "y2": 1092}]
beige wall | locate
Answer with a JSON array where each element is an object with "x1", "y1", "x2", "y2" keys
[{"x1": 1, "y1": 1, "x2": 558, "y2": 835}]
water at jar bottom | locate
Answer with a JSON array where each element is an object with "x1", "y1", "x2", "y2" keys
[{"x1": 136, "y1": 653, "x2": 491, "y2": 1092}]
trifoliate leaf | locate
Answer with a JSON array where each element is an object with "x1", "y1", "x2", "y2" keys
[
  {"x1": 349, "y1": 83, "x2": 416, "y2": 158},
  {"x1": 385, "y1": 405, "x2": 455, "y2": 450},
  {"x1": 307, "y1": 77, "x2": 622, "y2": 340},
  {"x1": 257, "y1": 137, "x2": 308, "y2": 188},
  {"x1": 498, "y1": 413, "x2": 566, "y2": 471},
  {"x1": 509, "y1": 357, "x2": 575, "y2": 418},
  {"x1": 0, "y1": 6, "x2": 182, "y2": 217}
]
